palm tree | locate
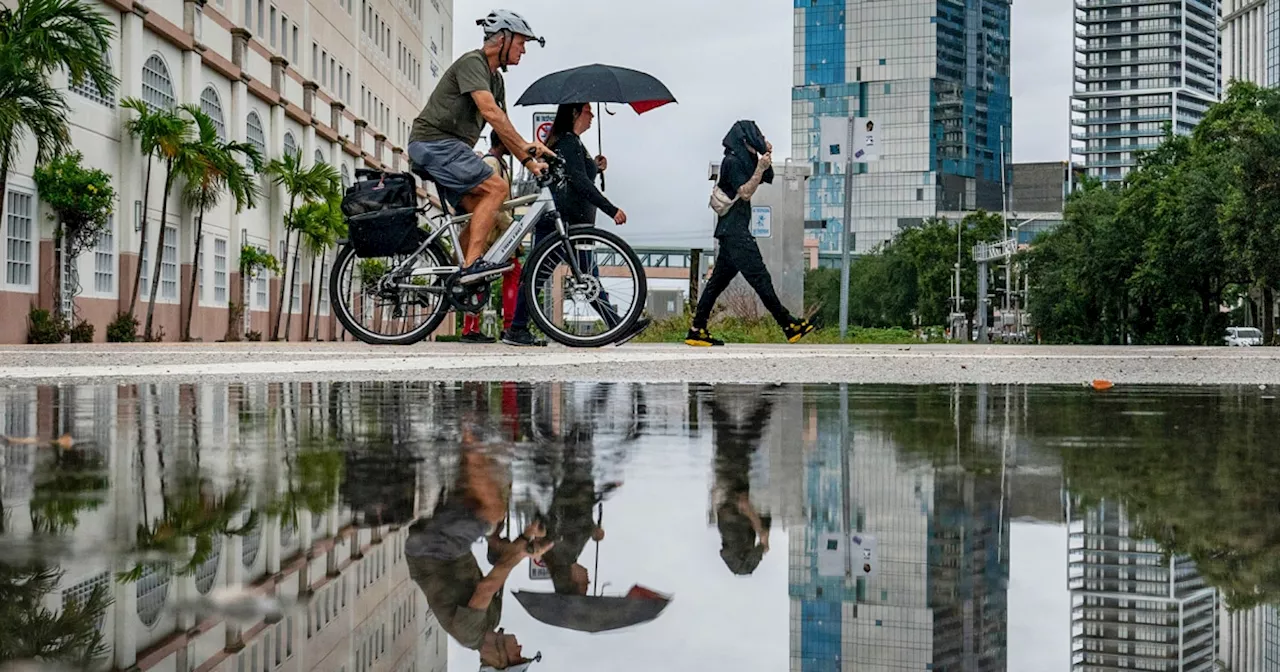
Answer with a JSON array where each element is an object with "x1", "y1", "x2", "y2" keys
[
  {"x1": 0, "y1": 0, "x2": 116, "y2": 226},
  {"x1": 264, "y1": 153, "x2": 339, "y2": 341},
  {"x1": 296, "y1": 196, "x2": 345, "y2": 340},
  {"x1": 0, "y1": 563, "x2": 112, "y2": 665},
  {"x1": 177, "y1": 105, "x2": 262, "y2": 342},
  {"x1": 121, "y1": 98, "x2": 189, "y2": 317}
]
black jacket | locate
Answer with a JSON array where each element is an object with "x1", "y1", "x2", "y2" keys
[
  {"x1": 715, "y1": 120, "x2": 774, "y2": 238},
  {"x1": 550, "y1": 132, "x2": 619, "y2": 225}
]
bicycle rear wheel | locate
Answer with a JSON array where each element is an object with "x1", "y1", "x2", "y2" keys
[
  {"x1": 521, "y1": 227, "x2": 647, "y2": 348},
  {"x1": 330, "y1": 242, "x2": 453, "y2": 345}
]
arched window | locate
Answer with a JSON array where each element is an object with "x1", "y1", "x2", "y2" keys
[
  {"x1": 283, "y1": 131, "x2": 297, "y2": 158},
  {"x1": 70, "y1": 53, "x2": 113, "y2": 106},
  {"x1": 314, "y1": 149, "x2": 325, "y2": 166},
  {"x1": 341, "y1": 164, "x2": 351, "y2": 191},
  {"x1": 136, "y1": 564, "x2": 171, "y2": 627},
  {"x1": 246, "y1": 111, "x2": 266, "y2": 156},
  {"x1": 199, "y1": 86, "x2": 226, "y2": 139},
  {"x1": 141, "y1": 54, "x2": 175, "y2": 112}
]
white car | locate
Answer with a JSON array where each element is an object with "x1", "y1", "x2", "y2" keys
[{"x1": 1224, "y1": 327, "x2": 1263, "y2": 347}]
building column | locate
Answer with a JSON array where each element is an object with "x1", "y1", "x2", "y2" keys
[{"x1": 117, "y1": 4, "x2": 148, "y2": 317}]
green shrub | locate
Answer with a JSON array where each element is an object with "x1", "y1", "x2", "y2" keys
[
  {"x1": 106, "y1": 312, "x2": 138, "y2": 343},
  {"x1": 68, "y1": 320, "x2": 95, "y2": 343},
  {"x1": 27, "y1": 309, "x2": 67, "y2": 344}
]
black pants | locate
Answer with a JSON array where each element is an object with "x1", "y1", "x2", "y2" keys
[
  {"x1": 510, "y1": 222, "x2": 622, "y2": 332},
  {"x1": 693, "y1": 230, "x2": 792, "y2": 329}
]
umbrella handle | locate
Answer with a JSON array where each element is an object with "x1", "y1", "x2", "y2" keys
[{"x1": 597, "y1": 103, "x2": 606, "y2": 192}]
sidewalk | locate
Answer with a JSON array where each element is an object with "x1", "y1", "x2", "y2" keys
[{"x1": 2, "y1": 343, "x2": 1279, "y2": 385}]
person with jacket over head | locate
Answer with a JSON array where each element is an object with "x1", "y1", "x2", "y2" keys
[
  {"x1": 685, "y1": 120, "x2": 814, "y2": 346},
  {"x1": 502, "y1": 102, "x2": 651, "y2": 347}
]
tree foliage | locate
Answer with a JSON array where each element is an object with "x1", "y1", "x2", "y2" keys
[{"x1": 1026, "y1": 81, "x2": 1280, "y2": 345}]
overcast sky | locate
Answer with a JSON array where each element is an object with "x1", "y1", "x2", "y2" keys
[{"x1": 447, "y1": 0, "x2": 1072, "y2": 246}]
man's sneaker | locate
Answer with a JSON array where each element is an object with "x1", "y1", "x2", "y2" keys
[
  {"x1": 612, "y1": 317, "x2": 652, "y2": 347},
  {"x1": 784, "y1": 319, "x2": 816, "y2": 344},
  {"x1": 460, "y1": 331, "x2": 495, "y2": 344},
  {"x1": 501, "y1": 328, "x2": 547, "y2": 347},
  {"x1": 684, "y1": 327, "x2": 724, "y2": 347},
  {"x1": 458, "y1": 259, "x2": 514, "y2": 284}
]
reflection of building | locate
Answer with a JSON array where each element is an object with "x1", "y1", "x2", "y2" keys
[
  {"x1": 0, "y1": 382, "x2": 447, "y2": 672},
  {"x1": 789, "y1": 393, "x2": 1009, "y2": 671},
  {"x1": 1066, "y1": 498, "x2": 1217, "y2": 672},
  {"x1": 1220, "y1": 603, "x2": 1280, "y2": 672},
  {"x1": 792, "y1": 0, "x2": 1012, "y2": 260},
  {"x1": 1071, "y1": 0, "x2": 1221, "y2": 183}
]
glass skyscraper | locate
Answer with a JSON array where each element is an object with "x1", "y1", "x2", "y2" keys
[
  {"x1": 1071, "y1": 0, "x2": 1222, "y2": 183},
  {"x1": 791, "y1": 0, "x2": 1013, "y2": 260}
]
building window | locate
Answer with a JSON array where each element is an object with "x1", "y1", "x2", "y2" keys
[
  {"x1": 269, "y1": 6, "x2": 277, "y2": 47},
  {"x1": 315, "y1": 149, "x2": 325, "y2": 166},
  {"x1": 341, "y1": 164, "x2": 351, "y2": 190},
  {"x1": 93, "y1": 216, "x2": 114, "y2": 295},
  {"x1": 290, "y1": 261, "x2": 300, "y2": 313},
  {"x1": 200, "y1": 86, "x2": 226, "y2": 139},
  {"x1": 5, "y1": 189, "x2": 34, "y2": 289},
  {"x1": 161, "y1": 225, "x2": 178, "y2": 300},
  {"x1": 70, "y1": 53, "x2": 113, "y2": 106},
  {"x1": 253, "y1": 245, "x2": 269, "y2": 310},
  {"x1": 136, "y1": 564, "x2": 171, "y2": 627},
  {"x1": 214, "y1": 238, "x2": 228, "y2": 304},
  {"x1": 318, "y1": 261, "x2": 329, "y2": 315},
  {"x1": 283, "y1": 132, "x2": 297, "y2": 158},
  {"x1": 139, "y1": 237, "x2": 149, "y2": 298},
  {"x1": 246, "y1": 111, "x2": 266, "y2": 157},
  {"x1": 141, "y1": 54, "x2": 175, "y2": 112},
  {"x1": 292, "y1": 26, "x2": 299, "y2": 63}
]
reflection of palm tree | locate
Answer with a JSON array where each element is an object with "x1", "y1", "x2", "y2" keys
[
  {"x1": 29, "y1": 445, "x2": 108, "y2": 534},
  {"x1": 0, "y1": 563, "x2": 112, "y2": 666},
  {"x1": 267, "y1": 439, "x2": 343, "y2": 532},
  {"x1": 120, "y1": 478, "x2": 258, "y2": 582}
]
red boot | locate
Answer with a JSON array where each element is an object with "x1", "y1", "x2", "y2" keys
[{"x1": 501, "y1": 259, "x2": 522, "y2": 331}]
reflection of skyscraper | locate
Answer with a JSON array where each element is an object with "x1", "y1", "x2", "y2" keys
[
  {"x1": 1221, "y1": 604, "x2": 1280, "y2": 672},
  {"x1": 1066, "y1": 498, "x2": 1217, "y2": 671},
  {"x1": 789, "y1": 393, "x2": 1009, "y2": 671}
]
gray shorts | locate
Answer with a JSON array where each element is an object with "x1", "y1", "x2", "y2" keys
[
  {"x1": 403, "y1": 497, "x2": 491, "y2": 561},
  {"x1": 407, "y1": 139, "x2": 494, "y2": 210}
]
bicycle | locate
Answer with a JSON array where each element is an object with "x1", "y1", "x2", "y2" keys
[{"x1": 330, "y1": 155, "x2": 648, "y2": 347}]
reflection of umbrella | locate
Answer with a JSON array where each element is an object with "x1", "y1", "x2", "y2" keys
[
  {"x1": 516, "y1": 63, "x2": 676, "y2": 190},
  {"x1": 515, "y1": 63, "x2": 676, "y2": 113},
  {"x1": 513, "y1": 585, "x2": 671, "y2": 633}
]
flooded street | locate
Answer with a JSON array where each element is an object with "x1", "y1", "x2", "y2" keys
[{"x1": 0, "y1": 381, "x2": 1276, "y2": 671}]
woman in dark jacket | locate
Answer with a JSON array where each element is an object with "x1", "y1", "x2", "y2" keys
[
  {"x1": 685, "y1": 120, "x2": 813, "y2": 346},
  {"x1": 503, "y1": 102, "x2": 649, "y2": 346}
]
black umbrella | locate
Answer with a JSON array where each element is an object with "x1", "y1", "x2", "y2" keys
[
  {"x1": 516, "y1": 64, "x2": 676, "y2": 191},
  {"x1": 513, "y1": 585, "x2": 671, "y2": 633},
  {"x1": 515, "y1": 63, "x2": 677, "y2": 113}
]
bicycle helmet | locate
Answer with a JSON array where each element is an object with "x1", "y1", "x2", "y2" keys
[{"x1": 477, "y1": 10, "x2": 545, "y2": 47}]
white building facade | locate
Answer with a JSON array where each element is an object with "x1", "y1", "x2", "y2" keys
[{"x1": 0, "y1": 0, "x2": 454, "y2": 343}]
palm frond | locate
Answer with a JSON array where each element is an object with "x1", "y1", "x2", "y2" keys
[
  {"x1": 0, "y1": 66, "x2": 71, "y2": 166},
  {"x1": 0, "y1": 0, "x2": 118, "y2": 97}
]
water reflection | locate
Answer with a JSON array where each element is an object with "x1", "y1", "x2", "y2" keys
[{"x1": 0, "y1": 382, "x2": 1277, "y2": 671}]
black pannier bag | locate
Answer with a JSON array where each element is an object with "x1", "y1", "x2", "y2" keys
[
  {"x1": 346, "y1": 207, "x2": 428, "y2": 258},
  {"x1": 341, "y1": 169, "x2": 417, "y2": 217}
]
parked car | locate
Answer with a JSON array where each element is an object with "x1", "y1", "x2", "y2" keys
[{"x1": 1224, "y1": 327, "x2": 1264, "y2": 347}]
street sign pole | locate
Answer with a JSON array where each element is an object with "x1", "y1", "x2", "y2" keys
[{"x1": 839, "y1": 115, "x2": 855, "y2": 340}]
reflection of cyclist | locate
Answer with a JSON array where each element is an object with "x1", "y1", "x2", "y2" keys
[{"x1": 406, "y1": 10, "x2": 553, "y2": 285}]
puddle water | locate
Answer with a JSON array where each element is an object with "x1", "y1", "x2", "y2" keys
[{"x1": 0, "y1": 382, "x2": 1276, "y2": 671}]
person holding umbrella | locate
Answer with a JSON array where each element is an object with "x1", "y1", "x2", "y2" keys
[
  {"x1": 685, "y1": 121, "x2": 815, "y2": 346},
  {"x1": 406, "y1": 9, "x2": 553, "y2": 285},
  {"x1": 502, "y1": 103, "x2": 650, "y2": 346}
]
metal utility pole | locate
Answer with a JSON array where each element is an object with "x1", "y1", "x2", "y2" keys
[{"x1": 838, "y1": 116, "x2": 855, "y2": 340}]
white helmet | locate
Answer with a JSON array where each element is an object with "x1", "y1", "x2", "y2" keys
[{"x1": 477, "y1": 9, "x2": 544, "y2": 46}]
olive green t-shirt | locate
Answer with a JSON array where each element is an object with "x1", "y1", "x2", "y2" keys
[{"x1": 409, "y1": 49, "x2": 505, "y2": 147}]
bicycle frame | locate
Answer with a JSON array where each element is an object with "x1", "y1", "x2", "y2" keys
[{"x1": 381, "y1": 185, "x2": 587, "y2": 290}]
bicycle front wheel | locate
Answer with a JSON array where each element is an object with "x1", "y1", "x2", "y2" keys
[{"x1": 522, "y1": 227, "x2": 648, "y2": 348}]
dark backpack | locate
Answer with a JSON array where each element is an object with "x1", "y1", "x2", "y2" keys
[{"x1": 340, "y1": 169, "x2": 417, "y2": 217}]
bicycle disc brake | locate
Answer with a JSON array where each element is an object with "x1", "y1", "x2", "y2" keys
[{"x1": 443, "y1": 275, "x2": 492, "y2": 314}]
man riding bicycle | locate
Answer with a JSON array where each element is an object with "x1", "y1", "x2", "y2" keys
[{"x1": 406, "y1": 9, "x2": 553, "y2": 285}]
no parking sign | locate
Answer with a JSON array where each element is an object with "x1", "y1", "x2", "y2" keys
[{"x1": 533, "y1": 111, "x2": 555, "y2": 144}]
